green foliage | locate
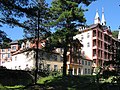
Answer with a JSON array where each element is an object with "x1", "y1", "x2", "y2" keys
[
  {"x1": 38, "y1": 75, "x2": 97, "y2": 90},
  {"x1": 112, "y1": 30, "x2": 119, "y2": 38},
  {"x1": 0, "y1": 30, "x2": 12, "y2": 48},
  {"x1": 0, "y1": 0, "x2": 51, "y2": 38},
  {"x1": 47, "y1": 0, "x2": 95, "y2": 76}
]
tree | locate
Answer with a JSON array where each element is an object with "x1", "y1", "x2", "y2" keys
[
  {"x1": 0, "y1": 0, "x2": 51, "y2": 38},
  {"x1": 47, "y1": 0, "x2": 95, "y2": 76},
  {"x1": 112, "y1": 30, "x2": 119, "y2": 38},
  {"x1": 0, "y1": 0, "x2": 51, "y2": 85},
  {"x1": 0, "y1": 30, "x2": 12, "y2": 48}
]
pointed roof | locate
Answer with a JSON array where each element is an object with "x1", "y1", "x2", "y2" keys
[
  {"x1": 101, "y1": 7, "x2": 106, "y2": 26},
  {"x1": 94, "y1": 9, "x2": 100, "y2": 24},
  {"x1": 118, "y1": 30, "x2": 120, "y2": 40}
]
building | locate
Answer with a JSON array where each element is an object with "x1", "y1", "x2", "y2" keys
[
  {"x1": 74, "y1": 8, "x2": 120, "y2": 71},
  {"x1": 10, "y1": 48, "x2": 63, "y2": 72},
  {"x1": 67, "y1": 39, "x2": 93, "y2": 75},
  {"x1": 0, "y1": 48, "x2": 11, "y2": 65},
  {"x1": 1, "y1": 39, "x2": 62, "y2": 71},
  {"x1": 0, "y1": 37, "x2": 93, "y2": 75}
]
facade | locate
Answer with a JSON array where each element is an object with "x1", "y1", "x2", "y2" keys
[
  {"x1": 55, "y1": 39, "x2": 93, "y2": 75},
  {"x1": 2, "y1": 39, "x2": 63, "y2": 72},
  {"x1": 74, "y1": 9, "x2": 120, "y2": 70},
  {"x1": 0, "y1": 38, "x2": 93, "y2": 75},
  {"x1": 0, "y1": 48, "x2": 11, "y2": 65},
  {"x1": 8, "y1": 48, "x2": 63, "y2": 72},
  {"x1": 67, "y1": 39, "x2": 93, "y2": 75}
]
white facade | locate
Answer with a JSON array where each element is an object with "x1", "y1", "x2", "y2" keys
[
  {"x1": 3, "y1": 50, "x2": 35, "y2": 70},
  {"x1": 2, "y1": 49, "x2": 63, "y2": 71},
  {"x1": 74, "y1": 30, "x2": 93, "y2": 60}
]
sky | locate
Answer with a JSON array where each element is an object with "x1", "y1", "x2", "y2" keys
[{"x1": 1, "y1": 0, "x2": 120, "y2": 41}]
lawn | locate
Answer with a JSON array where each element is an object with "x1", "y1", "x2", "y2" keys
[{"x1": 0, "y1": 70, "x2": 120, "y2": 90}]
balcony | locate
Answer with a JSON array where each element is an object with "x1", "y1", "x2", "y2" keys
[
  {"x1": 93, "y1": 46, "x2": 97, "y2": 49},
  {"x1": 93, "y1": 55, "x2": 97, "y2": 59}
]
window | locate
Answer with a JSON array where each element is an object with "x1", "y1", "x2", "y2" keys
[
  {"x1": 60, "y1": 56, "x2": 63, "y2": 61},
  {"x1": 15, "y1": 66, "x2": 17, "y2": 69},
  {"x1": 2, "y1": 49, "x2": 5, "y2": 52},
  {"x1": 8, "y1": 48, "x2": 10, "y2": 51},
  {"x1": 26, "y1": 41, "x2": 30, "y2": 48},
  {"x1": 81, "y1": 35, "x2": 83, "y2": 40},
  {"x1": 85, "y1": 68, "x2": 87, "y2": 74},
  {"x1": 47, "y1": 64, "x2": 50, "y2": 71},
  {"x1": 54, "y1": 65, "x2": 58, "y2": 71},
  {"x1": 53, "y1": 55, "x2": 57, "y2": 61},
  {"x1": 93, "y1": 40, "x2": 96, "y2": 46},
  {"x1": 15, "y1": 56, "x2": 17, "y2": 61},
  {"x1": 88, "y1": 69, "x2": 90, "y2": 74},
  {"x1": 87, "y1": 33, "x2": 90, "y2": 38},
  {"x1": 93, "y1": 49, "x2": 96, "y2": 56},
  {"x1": 78, "y1": 68, "x2": 81, "y2": 75},
  {"x1": 83, "y1": 51, "x2": 85, "y2": 55},
  {"x1": 82, "y1": 60, "x2": 84, "y2": 65},
  {"x1": 85, "y1": 61, "x2": 87, "y2": 65},
  {"x1": 8, "y1": 54, "x2": 10, "y2": 58},
  {"x1": 12, "y1": 46, "x2": 16, "y2": 50},
  {"x1": 88, "y1": 61, "x2": 91, "y2": 66},
  {"x1": 87, "y1": 42, "x2": 90, "y2": 47},
  {"x1": 21, "y1": 43, "x2": 25, "y2": 49},
  {"x1": 2, "y1": 54, "x2": 5, "y2": 59},
  {"x1": 93, "y1": 30, "x2": 96, "y2": 37}
]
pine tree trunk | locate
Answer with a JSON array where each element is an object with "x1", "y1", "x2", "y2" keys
[{"x1": 63, "y1": 46, "x2": 67, "y2": 76}]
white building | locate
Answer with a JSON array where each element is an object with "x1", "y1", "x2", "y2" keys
[{"x1": 74, "y1": 8, "x2": 120, "y2": 69}]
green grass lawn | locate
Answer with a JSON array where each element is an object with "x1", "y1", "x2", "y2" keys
[
  {"x1": 0, "y1": 73, "x2": 119, "y2": 90},
  {"x1": 0, "y1": 75, "x2": 98, "y2": 90}
]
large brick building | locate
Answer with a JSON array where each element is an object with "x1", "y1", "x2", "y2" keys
[{"x1": 74, "y1": 8, "x2": 120, "y2": 70}]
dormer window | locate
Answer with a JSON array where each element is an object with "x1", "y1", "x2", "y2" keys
[
  {"x1": 2, "y1": 49, "x2": 5, "y2": 52},
  {"x1": 12, "y1": 46, "x2": 16, "y2": 50},
  {"x1": 21, "y1": 42, "x2": 25, "y2": 49},
  {"x1": 26, "y1": 40, "x2": 30, "y2": 48},
  {"x1": 41, "y1": 41, "x2": 45, "y2": 47}
]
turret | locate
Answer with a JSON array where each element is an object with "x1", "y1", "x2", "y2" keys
[
  {"x1": 118, "y1": 30, "x2": 120, "y2": 40},
  {"x1": 94, "y1": 9, "x2": 100, "y2": 24},
  {"x1": 101, "y1": 7, "x2": 106, "y2": 26}
]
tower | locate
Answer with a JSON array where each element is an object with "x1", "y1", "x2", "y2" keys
[
  {"x1": 94, "y1": 9, "x2": 100, "y2": 24},
  {"x1": 118, "y1": 30, "x2": 120, "y2": 40},
  {"x1": 101, "y1": 7, "x2": 106, "y2": 26}
]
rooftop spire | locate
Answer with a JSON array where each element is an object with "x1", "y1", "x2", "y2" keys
[
  {"x1": 118, "y1": 30, "x2": 120, "y2": 40},
  {"x1": 101, "y1": 7, "x2": 106, "y2": 26},
  {"x1": 94, "y1": 9, "x2": 100, "y2": 24}
]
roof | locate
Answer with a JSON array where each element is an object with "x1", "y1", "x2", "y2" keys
[
  {"x1": 80, "y1": 53, "x2": 93, "y2": 61},
  {"x1": 10, "y1": 40, "x2": 18, "y2": 45},
  {"x1": 12, "y1": 48, "x2": 61, "y2": 56}
]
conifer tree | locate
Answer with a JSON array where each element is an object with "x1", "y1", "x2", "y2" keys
[
  {"x1": 0, "y1": 0, "x2": 51, "y2": 38},
  {"x1": 48, "y1": 0, "x2": 95, "y2": 76},
  {"x1": 0, "y1": 30, "x2": 12, "y2": 48}
]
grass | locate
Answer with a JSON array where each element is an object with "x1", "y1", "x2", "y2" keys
[
  {"x1": 37, "y1": 75, "x2": 98, "y2": 90},
  {"x1": 0, "y1": 74, "x2": 120, "y2": 90},
  {"x1": 0, "y1": 85, "x2": 24, "y2": 90}
]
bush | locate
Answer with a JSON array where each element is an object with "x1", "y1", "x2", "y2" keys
[{"x1": 0, "y1": 69, "x2": 34, "y2": 86}]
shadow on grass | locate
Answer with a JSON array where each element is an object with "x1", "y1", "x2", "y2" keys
[{"x1": 43, "y1": 75, "x2": 98, "y2": 90}]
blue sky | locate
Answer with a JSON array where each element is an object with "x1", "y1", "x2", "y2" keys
[{"x1": 1, "y1": 0, "x2": 120, "y2": 40}]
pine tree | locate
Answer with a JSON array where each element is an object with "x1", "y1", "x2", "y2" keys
[
  {"x1": 0, "y1": 30, "x2": 12, "y2": 48},
  {"x1": 47, "y1": 0, "x2": 95, "y2": 76},
  {"x1": 0, "y1": 0, "x2": 51, "y2": 38}
]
